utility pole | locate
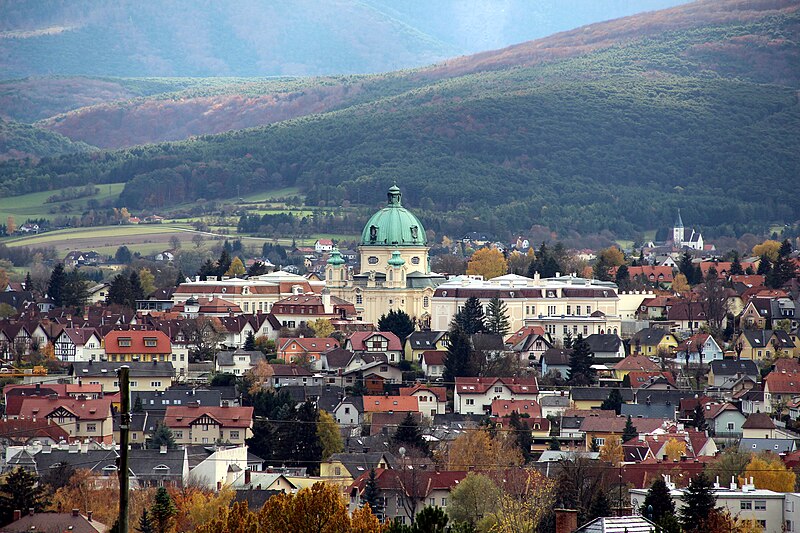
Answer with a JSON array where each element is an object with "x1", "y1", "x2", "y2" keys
[{"x1": 118, "y1": 366, "x2": 131, "y2": 533}]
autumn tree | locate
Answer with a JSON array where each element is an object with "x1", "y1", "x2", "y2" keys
[
  {"x1": 485, "y1": 297, "x2": 510, "y2": 337},
  {"x1": 752, "y1": 240, "x2": 781, "y2": 262},
  {"x1": 170, "y1": 485, "x2": 234, "y2": 532},
  {"x1": 260, "y1": 482, "x2": 357, "y2": 533},
  {"x1": 446, "y1": 428, "x2": 522, "y2": 471},
  {"x1": 447, "y1": 472, "x2": 501, "y2": 527},
  {"x1": 317, "y1": 410, "x2": 343, "y2": 460},
  {"x1": 706, "y1": 448, "x2": 751, "y2": 485},
  {"x1": 664, "y1": 438, "x2": 687, "y2": 461},
  {"x1": 225, "y1": 257, "x2": 246, "y2": 277},
  {"x1": 308, "y1": 318, "x2": 335, "y2": 338},
  {"x1": 138, "y1": 267, "x2": 156, "y2": 297},
  {"x1": 672, "y1": 273, "x2": 690, "y2": 294},
  {"x1": 466, "y1": 248, "x2": 507, "y2": 280},
  {"x1": 741, "y1": 453, "x2": 796, "y2": 492},
  {"x1": 481, "y1": 470, "x2": 555, "y2": 533},
  {"x1": 599, "y1": 435, "x2": 623, "y2": 466}
]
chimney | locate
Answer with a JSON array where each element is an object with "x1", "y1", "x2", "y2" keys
[
  {"x1": 245, "y1": 469, "x2": 251, "y2": 485},
  {"x1": 160, "y1": 445, "x2": 167, "y2": 454},
  {"x1": 12, "y1": 510, "x2": 20, "y2": 522},
  {"x1": 72, "y1": 509, "x2": 79, "y2": 517},
  {"x1": 29, "y1": 508, "x2": 35, "y2": 516},
  {"x1": 555, "y1": 509, "x2": 578, "y2": 533},
  {"x1": 88, "y1": 511, "x2": 93, "y2": 522}
]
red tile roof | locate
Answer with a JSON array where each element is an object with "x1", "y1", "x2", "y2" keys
[
  {"x1": 17, "y1": 397, "x2": 112, "y2": 421},
  {"x1": 676, "y1": 333, "x2": 711, "y2": 353},
  {"x1": 362, "y1": 395, "x2": 419, "y2": 413},
  {"x1": 765, "y1": 372, "x2": 800, "y2": 395},
  {"x1": 491, "y1": 399, "x2": 541, "y2": 418},
  {"x1": 104, "y1": 329, "x2": 171, "y2": 355},
  {"x1": 455, "y1": 377, "x2": 538, "y2": 395},
  {"x1": 614, "y1": 355, "x2": 659, "y2": 372},
  {"x1": 627, "y1": 371, "x2": 676, "y2": 388},
  {"x1": 278, "y1": 337, "x2": 340, "y2": 353},
  {"x1": 0, "y1": 418, "x2": 70, "y2": 443},
  {"x1": 774, "y1": 359, "x2": 800, "y2": 374},
  {"x1": 421, "y1": 350, "x2": 446, "y2": 365},
  {"x1": 563, "y1": 409, "x2": 617, "y2": 418},
  {"x1": 612, "y1": 265, "x2": 674, "y2": 283},
  {"x1": 579, "y1": 416, "x2": 666, "y2": 434},
  {"x1": 400, "y1": 385, "x2": 447, "y2": 403},
  {"x1": 347, "y1": 331, "x2": 403, "y2": 351},
  {"x1": 163, "y1": 405, "x2": 254, "y2": 428},
  {"x1": 504, "y1": 326, "x2": 546, "y2": 344}
]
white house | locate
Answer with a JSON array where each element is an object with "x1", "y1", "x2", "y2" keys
[{"x1": 454, "y1": 376, "x2": 539, "y2": 415}]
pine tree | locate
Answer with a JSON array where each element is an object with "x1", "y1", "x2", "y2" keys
[
  {"x1": 0, "y1": 467, "x2": 48, "y2": 525},
  {"x1": 150, "y1": 425, "x2": 176, "y2": 450},
  {"x1": 107, "y1": 274, "x2": 133, "y2": 308},
  {"x1": 454, "y1": 296, "x2": 485, "y2": 334},
  {"x1": 588, "y1": 490, "x2": 612, "y2": 521},
  {"x1": 137, "y1": 509, "x2": 156, "y2": 533},
  {"x1": 393, "y1": 412, "x2": 428, "y2": 454},
  {"x1": 679, "y1": 473, "x2": 717, "y2": 532},
  {"x1": 292, "y1": 400, "x2": 323, "y2": 475},
  {"x1": 643, "y1": 478, "x2": 676, "y2": 524},
  {"x1": 216, "y1": 249, "x2": 232, "y2": 277},
  {"x1": 484, "y1": 297, "x2": 510, "y2": 337},
  {"x1": 678, "y1": 252, "x2": 695, "y2": 285},
  {"x1": 729, "y1": 253, "x2": 743, "y2": 276},
  {"x1": 129, "y1": 270, "x2": 145, "y2": 302},
  {"x1": 615, "y1": 264, "x2": 630, "y2": 290},
  {"x1": 47, "y1": 263, "x2": 66, "y2": 306},
  {"x1": 361, "y1": 468, "x2": 384, "y2": 520},
  {"x1": 412, "y1": 506, "x2": 448, "y2": 532},
  {"x1": 692, "y1": 405, "x2": 707, "y2": 431},
  {"x1": 62, "y1": 270, "x2": 89, "y2": 307},
  {"x1": 175, "y1": 269, "x2": 186, "y2": 286},
  {"x1": 622, "y1": 415, "x2": 637, "y2": 443},
  {"x1": 563, "y1": 330, "x2": 574, "y2": 349},
  {"x1": 378, "y1": 309, "x2": 416, "y2": 340},
  {"x1": 150, "y1": 486, "x2": 177, "y2": 533},
  {"x1": 590, "y1": 437, "x2": 600, "y2": 452},
  {"x1": 549, "y1": 436, "x2": 561, "y2": 451},
  {"x1": 508, "y1": 411, "x2": 532, "y2": 462},
  {"x1": 443, "y1": 324, "x2": 475, "y2": 382},
  {"x1": 244, "y1": 331, "x2": 256, "y2": 351},
  {"x1": 132, "y1": 395, "x2": 144, "y2": 413},
  {"x1": 757, "y1": 254, "x2": 772, "y2": 276},
  {"x1": 600, "y1": 389, "x2": 623, "y2": 415},
  {"x1": 198, "y1": 259, "x2": 216, "y2": 281},
  {"x1": 567, "y1": 334, "x2": 595, "y2": 385},
  {"x1": 23, "y1": 272, "x2": 32, "y2": 292}
]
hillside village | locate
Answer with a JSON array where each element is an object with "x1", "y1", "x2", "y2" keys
[{"x1": 0, "y1": 185, "x2": 798, "y2": 532}]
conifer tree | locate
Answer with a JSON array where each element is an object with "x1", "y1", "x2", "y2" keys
[
  {"x1": 0, "y1": 467, "x2": 48, "y2": 525},
  {"x1": 198, "y1": 259, "x2": 216, "y2": 281},
  {"x1": 508, "y1": 411, "x2": 533, "y2": 462},
  {"x1": 129, "y1": 270, "x2": 145, "y2": 302},
  {"x1": 600, "y1": 389, "x2": 623, "y2": 415},
  {"x1": 292, "y1": 400, "x2": 323, "y2": 475},
  {"x1": 588, "y1": 490, "x2": 612, "y2": 521},
  {"x1": 107, "y1": 274, "x2": 134, "y2": 308},
  {"x1": 757, "y1": 254, "x2": 772, "y2": 276},
  {"x1": 692, "y1": 405, "x2": 707, "y2": 431},
  {"x1": 378, "y1": 309, "x2": 415, "y2": 340},
  {"x1": 244, "y1": 331, "x2": 256, "y2": 351},
  {"x1": 175, "y1": 269, "x2": 186, "y2": 286},
  {"x1": 485, "y1": 297, "x2": 510, "y2": 337},
  {"x1": 568, "y1": 334, "x2": 595, "y2": 385},
  {"x1": 622, "y1": 415, "x2": 637, "y2": 443},
  {"x1": 643, "y1": 478, "x2": 676, "y2": 524},
  {"x1": 443, "y1": 324, "x2": 475, "y2": 382},
  {"x1": 47, "y1": 263, "x2": 66, "y2": 306},
  {"x1": 24, "y1": 272, "x2": 32, "y2": 292},
  {"x1": 361, "y1": 468, "x2": 384, "y2": 520},
  {"x1": 137, "y1": 509, "x2": 156, "y2": 533},
  {"x1": 455, "y1": 296, "x2": 485, "y2": 334},
  {"x1": 680, "y1": 473, "x2": 717, "y2": 532},
  {"x1": 132, "y1": 395, "x2": 144, "y2": 413},
  {"x1": 150, "y1": 486, "x2": 176, "y2": 533},
  {"x1": 549, "y1": 436, "x2": 561, "y2": 451},
  {"x1": 393, "y1": 412, "x2": 428, "y2": 454},
  {"x1": 729, "y1": 253, "x2": 743, "y2": 276},
  {"x1": 216, "y1": 249, "x2": 232, "y2": 277}
]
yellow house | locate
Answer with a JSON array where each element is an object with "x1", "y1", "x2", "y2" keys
[
  {"x1": 70, "y1": 361, "x2": 175, "y2": 393},
  {"x1": 320, "y1": 452, "x2": 394, "y2": 484},
  {"x1": 630, "y1": 328, "x2": 679, "y2": 356},
  {"x1": 404, "y1": 331, "x2": 449, "y2": 362},
  {"x1": 570, "y1": 388, "x2": 634, "y2": 411},
  {"x1": 735, "y1": 330, "x2": 797, "y2": 362}
]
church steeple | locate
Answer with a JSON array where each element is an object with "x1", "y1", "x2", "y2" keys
[
  {"x1": 673, "y1": 209, "x2": 685, "y2": 245},
  {"x1": 675, "y1": 209, "x2": 684, "y2": 228}
]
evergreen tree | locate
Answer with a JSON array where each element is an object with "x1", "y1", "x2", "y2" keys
[
  {"x1": 150, "y1": 486, "x2": 176, "y2": 533},
  {"x1": 600, "y1": 389, "x2": 623, "y2": 415},
  {"x1": 393, "y1": 412, "x2": 428, "y2": 454},
  {"x1": 107, "y1": 274, "x2": 134, "y2": 308},
  {"x1": 588, "y1": 490, "x2": 612, "y2": 521},
  {"x1": 622, "y1": 415, "x2": 637, "y2": 443},
  {"x1": 484, "y1": 297, "x2": 510, "y2": 337},
  {"x1": 150, "y1": 425, "x2": 176, "y2": 450},
  {"x1": 223, "y1": 239, "x2": 233, "y2": 254},
  {"x1": 590, "y1": 437, "x2": 600, "y2": 452},
  {"x1": 412, "y1": 506, "x2": 448, "y2": 532},
  {"x1": 454, "y1": 296, "x2": 485, "y2": 334},
  {"x1": 549, "y1": 436, "x2": 561, "y2": 451},
  {"x1": 23, "y1": 272, "x2": 32, "y2": 292},
  {"x1": 508, "y1": 411, "x2": 533, "y2": 462},
  {"x1": 527, "y1": 242, "x2": 563, "y2": 278},
  {"x1": 680, "y1": 473, "x2": 717, "y2": 532},
  {"x1": 378, "y1": 309, "x2": 416, "y2": 340},
  {"x1": 443, "y1": 325, "x2": 475, "y2": 382},
  {"x1": 137, "y1": 509, "x2": 156, "y2": 533},
  {"x1": 62, "y1": 270, "x2": 89, "y2": 307},
  {"x1": 757, "y1": 254, "x2": 772, "y2": 276},
  {"x1": 615, "y1": 264, "x2": 630, "y2": 290},
  {"x1": 767, "y1": 243, "x2": 797, "y2": 289},
  {"x1": 132, "y1": 395, "x2": 144, "y2": 413},
  {"x1": 593, "y1": 256, "x2": 612, "y2": 282},
  {"x1": 115, "y1": 245, "x2": 133, "y2": 264},
  {"x1": 129, "y1": 270, "x2": 145, "y2": 302},
  {"x1": 729, "y1": 253, "x2": 744, "y2": 276},
  {"x1": 643, "y1": 478, "x2": 677, "y2": 524},
  {"x1": 247, "y1": 261, "x2": 269, "y2": 277},
  {"x1": 0, "y1": 467, "x2": 48, "y2": 525},
  {"x1": 47, "y1": 263, "x2": 66, "y2": 306},
  {"x1": 567, "y1": 334, "x2": 595, "y2": 385},
  {"x1": 291, "y1": 400, "x2": 323, "y2": 475},
  {"x1": 678, "y1": 252, "x2": 695, "y2": 284},
  {"x1": 175, "y1": 269, "x2": 186, "y2": 286},
  {"x1": 197, "y1": 259, "x2": 216, "y2": 281},
  {"x1": 692, "y1": 405, "x2": 707, "y2": 431},
  {"x1": 244, "y1": 331, "x2": 256, "y2": 351},
  {"x1": 216, "y1": 249, "x2": 232, "y2": 277},
  {"x1": 563, "y1": 330, "x2": 574, "y2": 349},
  {"x1": 361, "y1": 468, "x2": 384, "y2": 520}
]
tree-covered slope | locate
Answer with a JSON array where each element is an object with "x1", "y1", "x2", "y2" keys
[
  {"x1": 1, "y1": 1, "x2": 798, "y2": 238},
  {"x1": 0, "y1": 118, "x2": 96, "y2": 160}
]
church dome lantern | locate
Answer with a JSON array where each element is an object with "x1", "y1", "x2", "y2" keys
[{"x1": 360, "y1": 185, "x2": 426, "y2": 247}]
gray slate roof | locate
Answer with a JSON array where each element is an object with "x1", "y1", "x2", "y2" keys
[
  {"x1": 71, "y1": 361, "x2": 175, "y2": 377},
  {"x1": 406, "y1": 331, "x2": 447, "y2": 350},
  {"x1": 710, "y1": 359, "x2": 758, "y2": 377},
  {"x1": 585, "y1": 334, "x2": 622, "y2": 354},
  {"x1": 621, "y1": 403, "x2": 676, "y2": 421},
  {"x1": 132, "y1": 388, "x2": 222, "y2": 410},
  {"x1": 739, "y1": 438, "x2": 796, "y2": 453}
]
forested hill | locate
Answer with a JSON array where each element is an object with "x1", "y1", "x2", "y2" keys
[
  {"x1": 1, "y1": 0, "x2": 799, "y2": 239},
  {"x1": 0, "y1": 118, "x2": 96, "y2": 160}
]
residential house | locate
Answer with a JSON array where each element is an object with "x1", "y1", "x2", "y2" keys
[
  {"x1": 614, "y1": 355, "x2": 659, "y2": 380},
  {"x1": 15, "y1": 396, "x2": 114, "y2": 443},
  {"x1": 580, "y1": 416, "x2": 666, "y2": 449},
  {"x1": 215, "y1": 349, "x2": 265, "y2": 376},
  {"x1": 346, "y1": 331, "x2": 404, "y2": 364},
  {"x1": 70, "y1": 361, "x2": 175, "y2": 393},
  {"x1": 53, "y1": 328, "x2": 103, "y2": 362},
  {"x1": 163, "y1": 405, "x2": 253, "y2": 446},
  {"x1": 128, "y1": 448, "x2": 189, "y2": 488},
  {"x1": 1, "y1": 509, "x2": 108, "y2": 533},
  {"x1": 490, "y1": 398, "x2": 541, "y2": 418},
  {"x1": 271, "y1": 292, "x2": 356, "y2": 329},
  {"x1": 570, "y1": 388, "x2": 634, "y2": 410},
  {"x1": 738, "y1": 438, "x2": 796, "y2": 454},
  {"x1": 585, "y1": 333, "x2": 626, "y2": 362},
  {"x1": 764, "y1": 372, "x2": 800, "y2": 412},
  {"x1": 736, "y1": 330, "x2": 796, "y2": 362},
  {"x1": 703, "y1": 402, "x2": 746, "y2": 438},
  {"x1": 362, "y1": 395, "x2": 419, "y2": 422},
  {"x1": 612, "y1": 265, "x2": 674, "y2": 287},
  {"x1": 315, "y1": 239, "x2": 334, "y2": 253},
  {"x1": 675, "y1": 333, "x2": 723, "y2": 365},
  {"x1": 266, "y1": 363, "x2": 317, "y2": 388},
  {"x1": 740, "y1": 296, "x2": 797, "y2": 330},
  {"x1": 626, "y1": 371, "x2": 676, "y2": 389},
  {"x1": 666, "y1": 302, "x2": 709, "y2": 333},
  {"x1": 708, "y1": 360, "x2": 759, "y2": 388},
  {"x1": 404, "y1": 331, "x2": 448, "y2": 362},
  {"x1": 399, "y1": 385, "x2": 446, "y2": 419},
  {"x1": 742, "y1": 412, "x2": 783, "y2": 439},
  {"x1": 539, "y1": 393, "x2": 571, "y2": 418},
  {"x1": 320, "y1": 452, "x2": 395, "y2": 484},
  {"x1": 505, "y1": 326, "x2": 553, "y2": 365},
  {"x1": 334, "y1": 396, "x2": 364, "y2": 426},
  {"x1": 541, "y1": 348, "x2": 571, "y2": 378},
  {"x1": 420, "y1": 351, "x2": 445, "y2": 379},
  {"x1": 277, "y1": 337, "x2": 339, "y2": 367},
  {"x1": 103, "y1": 329, "x2": 183, "y2": 375},
  {"x1": 630, "y1": 328, "x2": 679, "y2": 356},
  {"x1": 454, "y1": 377, "x2": 538, "y2": 415}
]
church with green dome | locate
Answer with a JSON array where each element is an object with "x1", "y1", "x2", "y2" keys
[{"x1": 327, "y1": 185, "x2": 445, "y2": 327}]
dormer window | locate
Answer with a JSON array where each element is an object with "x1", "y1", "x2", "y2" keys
[{"x1": 144, "y1": 338, "x2": 157, "y2": 347}]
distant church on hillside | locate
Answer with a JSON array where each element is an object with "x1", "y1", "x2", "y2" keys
[{"x1": 672, "y1": 209, "x2": 704, "y2": 251}]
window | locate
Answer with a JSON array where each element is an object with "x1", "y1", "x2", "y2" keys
[
  {"x1": 118, "y1": 338, "x2": 132, "y2": 347},
  {"x1": 741, "y1": 501, "x2": 752, "y2": 510},
  {"x1": 754, "y1": 500, "x2": 766, "y2": 510},
  {"x1": 202, "y1": 437, "x2": 209, "y2": 444},
  {"x1": 230, "y1": 431, "x2": 240, "y2": 440},
  {"x1": 441, "y1": 498, "x2": 447, "y2": 507},
  {"x1": 356, "y1": 294, "x2": 363, "y2": 304},
  {"x1": 494, "y1": 386, "x2": 502, "y2": 393},
  {"x1": 595, "y1": 438, "x2": 605, "y2": 446},
  {"x1": 151, "y1": 381, "x2": 161, "y2": 387},
  {"x1": 566, "y1": 305, "x2": 571, "y2": 315},
  {"x1": 144, "y1": 338, "x2": 157, "y2": 347},
  {"x1": 423, "y1": 296, "x2": 429, "y2": 308},
  {"x1": 548, "y1": 305, "x2": 556, "y2": 315},
  {"x1": 174, "y1": 431, "x2": 183, "y2": 439},
  {"x1": 344, "y1": 407, "x2": 350, "y2": 414},
  {"x1": 586, "y1": 306, "x2": 591, "y2": 314},
  {"x1": 86, "y1": 423, "x2": 97, "y2": 432},
  {"x1": 335, "y1": 467, "x2": 341, "y2": 476},
  {"x1": 130, "y1": 381, "x2": 138, "y2": 387},
  {"x1": 583, "y1": 326, "x2": 588, "y2": 335},
  {"x1": 727, "y1": 422, "x2": 735, "y2": 430},
  {"x1": 576, "y1": 306, "x2": 581, "y2": 315},
  {"x1": 412, "y1": 257, "x2": 420, "y2": 265},
  {"x1": 429, "y1": 498, "x2": 435, "y2": 506},
  {"x1": 368, "y1": 256, "x2": 379, "y2": 264},
  {"x1": 466, "y1": 399, "x2": 475, "y2": 406},
  {"x1": 563, "y1": 326, "x2": 568, "y2": 334},
  {"x1": 757, "y1": 521, "x2": 766, "y2": 529}
]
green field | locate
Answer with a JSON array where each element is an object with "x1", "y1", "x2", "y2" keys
[
  {"x1": 0, "y1": 183, "x2": 126, "y2": 223},
  {"x1": 239, "y1": 187, "x2": 304, "y2": 203}
]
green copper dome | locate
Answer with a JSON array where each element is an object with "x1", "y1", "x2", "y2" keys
[
  {"x1": 327, "y1": 248, "x2": 346, "y2": 266},
  {"x1": 360, "y1": 186, "x2": 427, "y2": 247},
  {"x1": 388, "y1": 249, "x2": 406, "y2": 267}
]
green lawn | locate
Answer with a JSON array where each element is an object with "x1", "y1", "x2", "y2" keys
[
  {"x1": 0, "y1": 183, "x2": 126, "y2": 223},
  {"x1": 239, "y1": 187, "x2": 304, "y2": 203}
]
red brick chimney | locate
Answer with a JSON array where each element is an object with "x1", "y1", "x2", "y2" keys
[
  {"x1": 245, "y1": 469, "x2": 251, "y2": 485},
  {"x1": 555, "y1": 509, "x2": 578, "y2": 533},
  {"x1": 72, "y1": 509, "x2": 79, "y2": 517},
  {"x1": 12, "y1": 510, "x2": 20, "y2": 522},
  {"x1": 87, "y1": 511, "x2": 93, "y2": 522}
]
